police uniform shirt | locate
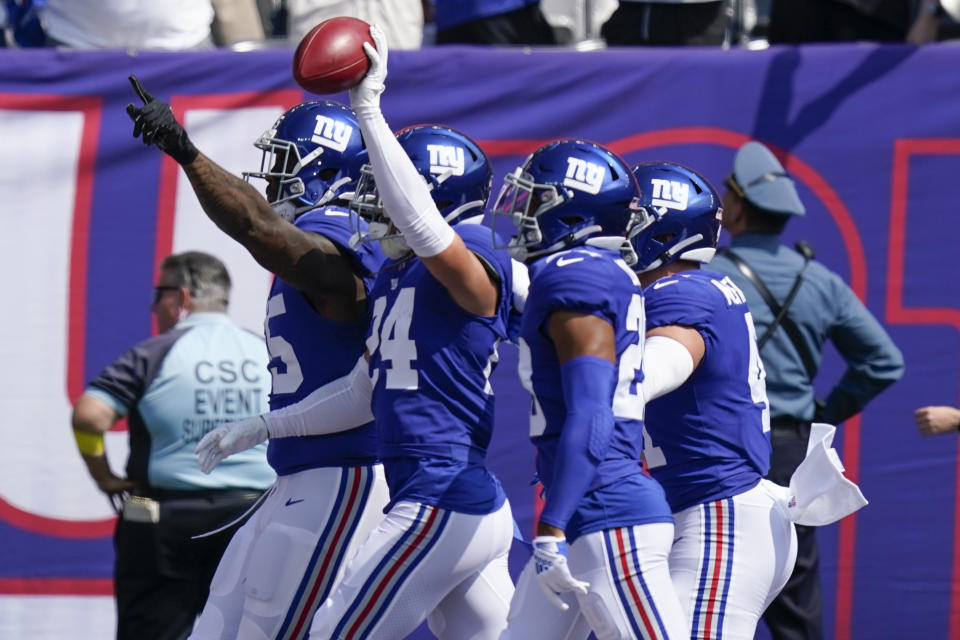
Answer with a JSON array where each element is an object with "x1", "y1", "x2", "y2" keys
[
  {"x1": 85, "y1": 312, "x2": 275, "y2": 491},
  {"x1": 710, "y1": 233, "x2": 904, "y2": 422}
]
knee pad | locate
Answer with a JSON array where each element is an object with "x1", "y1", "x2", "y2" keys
[
  {"x1": 244, "y1": 523, "x2": 318, "y2": 617},
  {"x1": 188, "y1": 607, "x2": 224, "y2": 640},
  {"x1": 426, "y1": 608, "x2": 446, "y2": 636},
  {"x1": 578, "y1": 591, "x2": 623, "y2": 640},
  {"x1": 209, "y1": 524, "x2": 255, "y2": 598}
]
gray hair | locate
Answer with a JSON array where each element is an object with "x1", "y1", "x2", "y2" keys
[{"x1": 160, "y1": 251, "x2": 231, "y2": 310}]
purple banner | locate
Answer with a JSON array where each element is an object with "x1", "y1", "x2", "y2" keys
[{"x1": 0, "y1": 42, "x2": 958, "y2": 639}]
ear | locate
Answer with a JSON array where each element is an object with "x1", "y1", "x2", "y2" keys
[{"x1": 178, "y1": 286, "x2": 194, "y2": 311}]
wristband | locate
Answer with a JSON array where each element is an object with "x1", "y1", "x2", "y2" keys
[{"x1": 74, "y1": 429, "x2": 105, "y2": 456}]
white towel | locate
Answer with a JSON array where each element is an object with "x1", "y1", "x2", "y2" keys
[{"x1": 773, "y1": 423, "x2": 869, "y2": 527}]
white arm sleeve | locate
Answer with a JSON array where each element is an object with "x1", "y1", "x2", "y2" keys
[
  {"x1": 262, "y1": 357, "x2": 374, "y2": 438},
  {"x1": 641, "y1": 335, "x2": 696, "y2": 402},
  {"x1": 353, "y1": 105, "x2": 455, "y2": 257}
]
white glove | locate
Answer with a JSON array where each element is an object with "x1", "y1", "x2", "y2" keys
[
  {"x1": 350, "y1": 25, "x2": 388, "y2": 111},
  {"x1": 532, "y1": 536, "x2": 590, "y2": 610},
  {"x1": 195, "y1": 416, "x2": 268, "y2": 474}
]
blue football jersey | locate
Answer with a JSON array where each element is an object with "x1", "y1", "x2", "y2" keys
[
  {"x1": 520, "y1": 247, "x2": 673, "y2": 542},
  {"x1": 265, "y1": 206, "x2": 386, "y2": 475},
  {"x1": 366, "y1": 224, "x2": 513, "y2": 514},
  {"x1": 643, "y1": 269, "x2": 771, "y2": 512}
]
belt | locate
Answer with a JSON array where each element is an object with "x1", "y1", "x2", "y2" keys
[
  {"x1": 770, "y1": 416, "x2": 812, "y2": 439},
  {"x1": 136, "y1": 488, "x2": 263, "y2": 501}
]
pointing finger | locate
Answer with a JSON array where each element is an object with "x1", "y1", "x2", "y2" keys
[{"x1": 128, "y1": 75, "x2": 153, "y2": 104}]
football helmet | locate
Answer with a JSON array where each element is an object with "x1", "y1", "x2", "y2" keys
[
  {"x1": 243, "y1": 100, "x2": 367, "y2": 222},
  {"x1": 351, "y1": 124, "x2": 493, "y2": 258},
  {"x1": 627, "y1": 161, "x2": 722, "y2": 273},
  {"x1": 492, "y1": 139, "x2": 646, "y2": 262}
]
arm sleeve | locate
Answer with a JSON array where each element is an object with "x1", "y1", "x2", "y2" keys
[
  {"x1": 353, "y1": 106, "x2": 455, "y2": 257},
  {"x1": 641, "y1": 335, "x2": 696, "y2": 402},
  {"x1": 823, "y1": 284, "x2": 905, "y2": 423},
  {"x1": 538, "y1": 355, "x2": 617, "y2": 531},
  {"x1": 263, "y1": 356, "x2": 374, "y2": 438}
]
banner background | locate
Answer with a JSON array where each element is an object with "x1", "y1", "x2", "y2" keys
[{"x1": 0, "y1": 43, "x2": 957, "y2": 639}]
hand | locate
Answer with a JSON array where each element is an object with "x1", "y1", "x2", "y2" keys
[
  {"x1": 914, "y1": 406, "x2": 960, "y2": 436},
  {"x1": 532, "y1": 535, "x2": 589, "y2": 610},
  {"x1": 349, "y1": 25, "x2": 388, "y2": 111},
  {"x1": 94, "y1": 474, "x2": 137, "y2": 514},
  {"x1": 195, "y1": 416, "x2": 268, "y2": 473},
  {"x1": 125, "y1": 75, "x2": 198, "y2": 164}
]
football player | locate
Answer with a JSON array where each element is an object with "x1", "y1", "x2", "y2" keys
[
  {"x1": 195, "y1": 27, "x2": 522, "y2": 639},
  {"x1": 127, "y1": 83, "x2": 391, "y2": 640},
  {"x1": 628, "y1": 161, "x2": 796, "y2": 639},
  {"x1": 494, "y1": 140, "x2": 687, "y2": 640}
]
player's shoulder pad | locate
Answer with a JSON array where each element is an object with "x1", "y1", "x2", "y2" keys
[
  {"x1": 533, "y1": 247, "x2": 635, "y2": 288},
  {"x1": 296, "y1": 206, "x2": 385, "y2": 277},
  {"x1": 644, "y1": 270, "x2": 738, "y2": 329},
  {"x1": 644, "y1": 270, "x2": 716, "y2": 300},
  {"x1": 294, "y1": 205, "x2": 355, "y2": 243},
  {"x1": 458, "y1": 222, "x2": 513, "y2": 280},
  {"x1": 527, "y1": 247, "x2": 636, "y2": 319}
]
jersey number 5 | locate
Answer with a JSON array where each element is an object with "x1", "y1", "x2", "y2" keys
[{"x1": 264, "y1": 293, "x2": 305, "y2": 395}]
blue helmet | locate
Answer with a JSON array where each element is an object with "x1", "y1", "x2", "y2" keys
[
  {"x1": 627, "y1": 161, "x2": 722, "y2": 273},
  {"x1": 243, "y1": 100, "x2": 367, "y2": 222},
  {"x1": 352, "y1": 124, "x2": 493, "y2": 227},
  {"x1": 493, "y1": 139, "x2": 646, "y2": 262}
]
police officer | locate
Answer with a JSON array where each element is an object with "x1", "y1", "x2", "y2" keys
[
  {"x1": 710, "y1": 141, "x2": 905, "y2": 640},
  {"x1": 71, "y1": 251, "x2": 274, "y2": 640}
]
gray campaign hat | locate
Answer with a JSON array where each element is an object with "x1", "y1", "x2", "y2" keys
[{"x1": 731, "y1": 141, "x2": 806, "y2": 217}]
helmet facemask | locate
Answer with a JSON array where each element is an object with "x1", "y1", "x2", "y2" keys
[{"x1": 493, "y1": 167, "x2": 569, "y2": 262}]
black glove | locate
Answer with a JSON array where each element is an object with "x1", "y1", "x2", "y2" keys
[{"x1": 125, "y1": 75, "x2": 198, "y2": 165}]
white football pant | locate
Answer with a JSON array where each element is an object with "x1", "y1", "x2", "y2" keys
[
  {"x1": 501, "y1": 522, "x2": 688, "y2": 640},
  {"x1": 670, "y1": 479, "x2": 798, "y2": 640},
  {"x1": 309, "y1": 499, "x2": 515, "y2": 639},
  {"x1": 189, "y1": 464, "x2": 389, "y2": 640}
]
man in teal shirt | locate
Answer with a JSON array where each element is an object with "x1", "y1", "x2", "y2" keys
[
  {"x1": 710, "y1": 141, "x2": 904, "y2": 640},
  {"x1": 71, "y1": 251, "x2": 274, "y2": 640}
]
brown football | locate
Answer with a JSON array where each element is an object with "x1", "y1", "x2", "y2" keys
[{"x1": 292, "y1": 17, "x2": 374, "y2": 95}]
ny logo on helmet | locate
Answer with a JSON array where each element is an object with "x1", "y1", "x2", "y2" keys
[
  {"x1": 427, "y1": 144, "x2": 465, "y2": 177},
  {"x1": 311, "y1": 115, "x2": 353, "y2": 152},
  {"x1": 649, "y1": 179, "x2": 689, "y2": 211},
  {"x1": 563, "y1": 157, "x2": 605, "y2": 195}
]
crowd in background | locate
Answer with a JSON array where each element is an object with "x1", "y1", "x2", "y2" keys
[{"x1": 2, "y1": 0, "x2": 959, "y2": 50}]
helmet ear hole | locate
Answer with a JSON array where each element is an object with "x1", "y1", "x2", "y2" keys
[
  {"x1": 559, "y1": 215, "x2": 583, "y2": 226},
  {"x1": 318, "y1": 167, "x2": 339, "y2": 181}
]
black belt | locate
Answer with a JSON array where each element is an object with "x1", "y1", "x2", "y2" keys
[
  {"x1": 770, "y1": 416, "x2": 812, "y2": 438},
  {"x1": 136, "y1": 488, "x2": 263, "y2": 501}
]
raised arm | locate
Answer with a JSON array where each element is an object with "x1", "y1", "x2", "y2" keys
[
  {"x1": 349, "y1": 28, "x2": 498, "y2": 317},
  {"x1": 126, "y1": 76, "x2": 363, "y2": 320}
]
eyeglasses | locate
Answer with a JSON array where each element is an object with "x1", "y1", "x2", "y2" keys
[
  {"x1": 153, "y1": 285, "x2": 180, "y2": 304},
  {"x1": 724, "y1": 173, "x2": 745, "y2": 198}
]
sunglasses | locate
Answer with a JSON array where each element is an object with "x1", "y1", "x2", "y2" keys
[{"x1": 153, "y1": 285, "x2": 180, "y2": 304}]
